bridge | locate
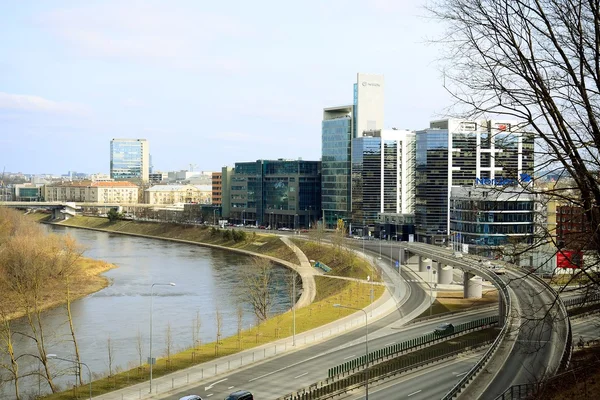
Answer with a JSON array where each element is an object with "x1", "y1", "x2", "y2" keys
[{"x1": 399, "y1": 242, "x2": 571, "y2": 399}]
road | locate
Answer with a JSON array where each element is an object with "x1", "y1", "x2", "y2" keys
[{"x1": 159, "y1": 308, "x2": 497, "y2": 399}]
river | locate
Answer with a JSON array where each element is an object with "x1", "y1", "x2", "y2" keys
[{"x1": 2, "y1": 225, "x2": 294, "y2": 399}]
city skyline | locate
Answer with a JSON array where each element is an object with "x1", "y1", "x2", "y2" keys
[{"x1": 0, "y1": 0, "x2": 451, "y2": 175}]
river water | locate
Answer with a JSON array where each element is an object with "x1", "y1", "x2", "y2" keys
[{"x1": 2, "y1": 226, "x2": 294, "y2": 398}]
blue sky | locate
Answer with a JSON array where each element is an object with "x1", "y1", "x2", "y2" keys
[{"x1": 0, "y1": 0, "x2": 450, "y2": 175}]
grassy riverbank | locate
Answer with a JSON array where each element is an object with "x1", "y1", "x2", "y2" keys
[
  {"x1": 33, "y1": 215, "x2": 385, "y2": 399},
  {"x1": 55, "y1": 215, "x2": 299, "y2": 263}
]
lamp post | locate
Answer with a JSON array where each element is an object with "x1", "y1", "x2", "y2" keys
[
  {"x1": 47, "y1": 354, "x2": 92, "y2": 400},
  {"x1": 242, "y1": 209, "x2": 246, "y2": 226},
  {"x1": 213, "y1": 208, "x2": 217, "y2": 226},
  {"x1": 308, "y1": 206, "x2": 312, "y2": 229},
  {"x1": 292, "y1": 272, "x2": 296, "y2": 346},
  {"x1": 150, "y1": 282, "x2": 175, "y2": 393},
  {"x1": 333, "y1": 304, "x2": 368, "y2": 399}
]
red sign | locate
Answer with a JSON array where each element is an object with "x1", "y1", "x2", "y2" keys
[{"x1": 557, "y1": 250, "x2": 583, "y2": 269}]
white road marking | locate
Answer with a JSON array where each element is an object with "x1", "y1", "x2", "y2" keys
[
  {"x1": 408, "y1": 389, "x2": 422, "y2": 396},
  {"x1": 207, "y1": 395, "x2": 213, "y2": 398},
  {"x1": 294, "y1": 372, "x2": 308, "y2": 379},
  {"x1": 228, "y1": 386, "x2": 234, "y2": 389},
  {"x1": 455, "y1": 371, "x2": 468, "y2": 376},
  {"x1": 343, "y1": 355, "x2": 356, "y2": 360},
  {"x1": 204, "y1": 378, "x2": 227, "y2": 391},
  {"x1": 384, "y1": 342, "x2": 395, "y2": 346}
]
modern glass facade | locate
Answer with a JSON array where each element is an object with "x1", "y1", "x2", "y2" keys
[
  {"x1": 450, "y1": 187, "x2": 534, "y2": 255},
  {"x1": 415, "y1": 128, "x2": 450, "y2": 242},
  {"x1": 322, "y1": 106, "x2": 353, "y2": 228},
  {"x1": 229, "y1": 160, "x2": 321, "y2": 228},
  {"x1": 110, "y1": 139, "x2": 149, "y2": 181}
]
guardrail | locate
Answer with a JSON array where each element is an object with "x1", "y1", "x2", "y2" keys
[
  {"x1": 440, "y1": 266, "x2": 512, "y2": 399},
  {"x1": 328, "y1": 316, "x2": 498, "y2": 378},
  {"x1": 278, "y1": 333, "x2": 497, "y2": 400},
  {"x1": 564, "y1": 291, "x2": 600, "y2": 308}
]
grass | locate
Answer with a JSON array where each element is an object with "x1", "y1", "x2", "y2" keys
[
  {"x1": 56, "y1": 216, "x2": 298, "y2": 263},
  {"x1": 292, "y1": 239, "x2": 382, "y2": 281},
  {"x1": 418, "y1": 289, "x2": 499, "y2": 318}
]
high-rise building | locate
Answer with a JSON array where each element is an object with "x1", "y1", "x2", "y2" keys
[
  {"x1": 110, "y1": 138, "x2": 149, "y2": 182},
  {"x1": 322, "y1": 73, "x2": 385, "y2": 228},
  {"x1": 415, "y1": 119, "x2": 534, "y2": 244},
  {"x1": 351, "y1": 129, "x2": 415, "y2": 228},
  {"x1": 212, "y1": 172, "x2": 222, "y2": 205}
]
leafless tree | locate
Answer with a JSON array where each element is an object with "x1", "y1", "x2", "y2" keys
[
  {"x1": 192, "y1": 310, "x2": 201, "y2": 349},
  {"x1": 215, "y1": 308, "x2": 223, "y2": 356},
  {"x1": 236, "y1": 305, "x2": 244, "y2": 349},
  {"x1": 165, "y1": 322, "x2": 173, "y2": 362},
  {"x1": 135, "y1": 329, "x2": 144, "y2": 370},
  {"x1": 429, "y1": 0, "x2": 600, "y2": 286},
  {"x1": 241, "y1": 257, "x2": 274, "y2": 322},
  {"x1": 106, "y1": 335, "x2": 114, "y2": 377}
]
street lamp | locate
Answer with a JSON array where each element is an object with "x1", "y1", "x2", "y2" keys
[
  {"x1": 47, "y1": 354, "x2": 92, "y2": 400},
  {"x1": 242, "y1": 209, "x2": 246, "y2": 226},
  {"x1": 333, "y1": 304, "x2": 369, "y2": 399},
  {"x1": 213, "y1": 208, "x2": 217, "y2": 226},
  {"x1": 150, "y1": 282, "x2": 175, "y2": 393}
]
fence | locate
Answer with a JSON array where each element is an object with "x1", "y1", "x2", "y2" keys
[
  {"x1": 278, "y1": 333, "x2": 497, "y2": 400},
  {"x1": 328, "y1": 315, "x2": 499, "y2": 378}
]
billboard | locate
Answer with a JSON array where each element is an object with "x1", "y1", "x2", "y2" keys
[{"x1": 556, "y1": 250, "x2": 583, "y2": 269}]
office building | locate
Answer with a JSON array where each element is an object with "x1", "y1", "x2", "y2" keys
[
  {"x1": 144, "y1": 184, "x2": 210, "y2": 205},
  {"x1": 227, "y1": 159, "x2": 321, "y2": 228},
  {"x1": 415, "y1": 119, "x2": 534, "y2": 244},
  {"x1": 321, "y1": 73, "x2": 385, "y2": 229},
  {"x1": 110, "y1": 138, "x2": 150, "y2": 182},
  {"x1": 221, "y1": 167, "x2": 234, "y2": 218},
  {"x1": 351, "y1": 129, "x2": 415, "y2": 229}
]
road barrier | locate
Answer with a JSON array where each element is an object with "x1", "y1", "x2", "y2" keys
[
  {"x1": 278, "y1": 332, "x2": 497, "y2": 400},
  {"x1": 564, "y1": 291, "x2": 600, "y2": 308},
  {"x1": 328, "y1": 315, "x2": 498, "y2": 378}
]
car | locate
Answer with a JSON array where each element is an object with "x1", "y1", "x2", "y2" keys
[
  {"x1": 434, "y1": 323, "x2": 455, "y2": 336},
  {"x1": 492, "y1": 265, "x2": 507, "y2": 275},
  {"x1": 224, "y1": 390, "x2": 254, "y2": 400},
  {"x1": 179, "y1": 395, "x2": 203, "y2": 400}
]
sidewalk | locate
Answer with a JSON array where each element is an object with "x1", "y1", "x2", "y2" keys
[{"x1": 93, "y1": 242, "x2": 431, "y2": 400}]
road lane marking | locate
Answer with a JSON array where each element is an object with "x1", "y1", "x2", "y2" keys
[
  {"x1": 294, "y1": 372, "x2": 308, "y2": 379},
  {"x1": 408, "y1": 389, "x2": 422, "y2": 396},
  {"x1": 384, "y1": 342, "x2": 395, "y2": 346},
  {"x1": 207, "y1": 395, "x2": 213, "y2": 398},
  {"x1": 228, "y1": 386, "x2": 234, "y2": 389},
  {"x1": 455, "y1": 371, "x2": 468, "y2": 376},
  {"x1": 343, "y1": 355, "x2": 356, "y2": 360},
  {"x1": 204, "y1": 378, "x2": 227, "y2": 391}
]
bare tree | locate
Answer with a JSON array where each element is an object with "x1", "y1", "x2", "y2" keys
[
  {"x1": 215, "y1": 308, "x2": 223, "y2": 356},
  {"x1": 0, "y1": 311, "x2": 20, "y2": 399},
  {"x1": 241, "y1": 257, "x2": 274, "y2": 322},
  {"x1": 429, "y1": 0, "x2": 600, "y2": 286},
  {"x1": 236, "y1": 305, "x2": 244, "y2": 349},
  {"x1": 107, "y1": 335, "x2": 114, "y2": 377},
  {"x1": 165, "y1": 322, "x2": 173, "y2": 362},
  {"x1": 192, "y1": 310, "x2": 202, "y2": 349},
  {"x1": 135, "y1": 329, "x2": 144, "y2": 370}
]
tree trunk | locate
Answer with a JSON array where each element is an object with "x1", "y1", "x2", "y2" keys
[{"x1": 65, "y1": 277, "x2": 83, "y2": 385}]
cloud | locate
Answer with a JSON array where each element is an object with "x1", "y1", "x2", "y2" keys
[
  {"x1": 0, "y1": 92, "x2": 87, "y2": 115},
  {"x1": 38, "y1": 3, "x2": 253, "y2": 71}
]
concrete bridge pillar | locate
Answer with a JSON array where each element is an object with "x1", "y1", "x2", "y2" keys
[
  {"x1": 439, "y1": 265, "x2": 454, "y2": 285},
  {"x1": 464, "y1": 272, "x2": 483, "y2": 299},
  {"x1": 499, "y1": 296, "x2": 506, "y2": 325},
  {"x1": 419, "y1": 257, "x2": 431, "y2": 273}
]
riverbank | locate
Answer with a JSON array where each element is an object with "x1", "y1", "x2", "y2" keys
[{"x1": 32, "y1": 215, "x2": 384, "y2": 400}]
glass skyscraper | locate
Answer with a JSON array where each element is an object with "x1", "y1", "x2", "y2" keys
[
  {"x1": 321, "y1": 106, "x2": 353, "y2": 228},
  {"x1": 110, "y1": 138, "x2": 149, "y2": 182},
  {"x1": 415, "y1": 119, "x2": 534, "y2": 244}
]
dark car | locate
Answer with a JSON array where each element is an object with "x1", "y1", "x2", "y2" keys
[
  {"x1": 434, "y1": 323, "x2": 455, "y2": 336},
  {"x1": 225, "y1": 390, "x2": 253, "y2": 400},
  {"x1": 179, "y1": 396, "x2": 203, "y2": 400}
]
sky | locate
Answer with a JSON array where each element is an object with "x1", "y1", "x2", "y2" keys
[{"x1": 0, "y1": 0, "x2": 451, "y2": 175}]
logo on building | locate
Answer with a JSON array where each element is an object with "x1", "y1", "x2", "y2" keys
[
  {"x1": 361, "y1": 82, "x2": 381, "y2": 87},
  {"x1": 475, "y1": 173, "x2": 532, "y2": 186}
]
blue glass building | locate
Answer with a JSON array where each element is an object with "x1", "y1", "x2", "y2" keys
[{"x1": 110, "y1": 138, "x2": 149, "y2": 182}]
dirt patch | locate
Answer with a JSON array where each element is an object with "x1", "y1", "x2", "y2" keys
[{"x1": 420, "y1": 289, "x2": 499, "y2": 317}]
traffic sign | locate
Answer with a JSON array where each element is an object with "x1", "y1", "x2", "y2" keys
[{"x1": 427, "y1": 265, "x2": 431, "y2": 270}]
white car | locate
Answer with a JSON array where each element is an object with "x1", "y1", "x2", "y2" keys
[{"x1": 179, "y1": 396, "x2": 203, "y2": 400}]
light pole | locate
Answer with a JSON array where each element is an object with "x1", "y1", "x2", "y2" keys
[
  {"x1": 47, "y1": 354, "x2": 92, "y2": 400},
  {"x1": 213, "y1": 208, "x2": 217, "y2": 226},
  {"x1": 379, "y1": 229, "x2": 383, "y2": 259},
  {"x1": 242, "y1": 209, "x2": 246, "y2": 226},
  {"x1": 150, "y1": 282, "x2": 175, "y2": 393},
  {"x1": 292, "y1": 272, "x2": 296, "y2": 346},
  {"x1": 333, "y1": 304, "x2": 368, "y2": 399}
]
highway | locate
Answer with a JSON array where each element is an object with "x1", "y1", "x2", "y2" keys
[{"x1": 158, "y1": 309, "x2": 497, "y2": 399}]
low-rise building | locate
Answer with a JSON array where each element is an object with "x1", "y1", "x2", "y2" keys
[
  {"x1": 44, "y1": 181, "x2": 139, "y2": 203},
  {"x1": 145, "y1": 184, "x2": 209, "y2": 205}
]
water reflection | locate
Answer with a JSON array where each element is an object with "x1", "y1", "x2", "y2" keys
[{"x1": 1, "y1": 226, "x2": 293, "y2": 398}]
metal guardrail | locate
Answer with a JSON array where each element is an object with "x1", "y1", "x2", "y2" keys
[
  {"x1": 494, "y1": 383, "x2": 537, "y2": 400},
  {"x1": 564, "y1": 291, "x2": 600, "y2": 308},
  {"x1": 278, "y1": 335, "x2": 496, "y2": 400},
  {"x1": 328, "y1": 316, "x2": 498, "y2": 378}
]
